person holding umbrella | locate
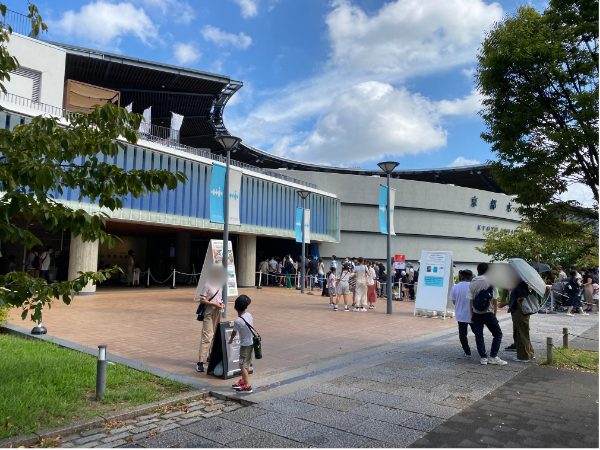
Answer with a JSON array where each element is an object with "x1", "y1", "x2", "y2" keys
[{"x1": 508, "y1": 280, "x2": 535, "y2": 362}]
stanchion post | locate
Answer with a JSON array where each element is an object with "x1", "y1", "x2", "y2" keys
[
  {"x1": 257, "y1": 272, "x2": 262, "y2": 289},
  {"x1": 563, "y1": 328, "x2": 568, "y2": 349},
  {"x1": 96, "y1": 344, "x2": 107, "y2": 401},
  {"x1": 145, "y1": 269, "x2": 150, "y2": 288},
  {"x1": 547, "y1": 337, "x2": 553, "y2": 365},
  {"x1": 171, "y1": 268, "x2": 176, "y2": 289}
]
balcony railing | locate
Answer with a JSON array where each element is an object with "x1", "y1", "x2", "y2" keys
[
  {"x1": 0, "y1": 9, "x2": 39, "y2": 38},
  {"x1": 0, "y1": 91, "x2": 317, "y2": 188}
]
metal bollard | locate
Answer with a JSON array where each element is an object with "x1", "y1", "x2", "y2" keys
[
  {"x1": 563, "y1": 328, "x2": 568, "y2": 349},
  {"x1": 171, "y1": 268, "x2": 176, "y2": 289},
  {"x1": 257, "y1": 272, "x2": 262, "y2": 289},
  {"x1": 546, "y1": 337, "x2": 553, "y2": 365},
  {"x1": 96, "y1": 344, "x2": 107, "y2": 401},
  {"x1": 145, "y1": 269, "x2": 150, "y2": 288}
]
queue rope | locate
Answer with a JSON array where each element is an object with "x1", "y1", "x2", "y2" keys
[
  {"x1": 149, "y1": 271, "x2": 174, "y2": 284},
  {"x1": 550, "y1": 343, "x2": 597, "y2": 371},
  {"x1": 567, "y1": 333, "x2": 599, "y2": 342}
]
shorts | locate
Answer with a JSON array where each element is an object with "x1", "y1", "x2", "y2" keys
[
  {"x1": 239, "y1": 345, "x2": 254, "y2": 369},
  {"x1": 337, "y1": 282, "x2": 350, "y2": 295},
  {"x1": 328, "y1": 286, "x2": 336, "y2": 297}
]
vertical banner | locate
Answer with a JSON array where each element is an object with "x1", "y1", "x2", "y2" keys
[
  {"x1": 303, "y1": 209, "x2": 311, "y2": 243},
  {"x1": 170, "y1": 112, "x2": 184, "y2": 141},
  {"x1": 209, "y1": 163, "x2": 226, "y2": 224},
  {"x1": 378, "y1": 185, "x2": 396, "y2": 235},
  {"x1": 295, "y1": 207, "x2": 303, "y2": 243},
  {"x1": 124, "y1": 102, "x2": 133, "y2": 113},
  {"x1": 228, "y1": 168, "x2": 242, "y2": 226}
]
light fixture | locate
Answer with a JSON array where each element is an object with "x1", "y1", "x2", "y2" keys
[
  {"x1": 377, "y1": 161, "x2": 399, "y2": 175},
  {"x1": 216, "y1": 134, "x2": 241, "y2": 151},
  {"x1": 297, "y1": 190, "x2": 311, "y2": 199}
]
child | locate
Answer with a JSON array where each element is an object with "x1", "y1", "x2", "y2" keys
[
  {"x1": 228, "y1": 295, "x2": 255, "y2": 394},
  {"x1": 327, "y1": 267, "x2": 337, "y2": 309}
]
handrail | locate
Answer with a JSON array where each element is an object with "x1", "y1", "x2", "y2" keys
[
  {"x1": 0, "y1": 9, "x2": 37, "y2": 38},
  {"x1": 0, "y1": 91, "x2": 318, "y2": 189}
]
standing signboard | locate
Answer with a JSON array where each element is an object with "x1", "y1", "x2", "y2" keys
[
  {"x1": 195, "y1": 239, "x2": 238, "y2": 299},
  {"x1": 394, "y1": 254, "x2": 406, "y2": 270},
  {"x1": 414, "y1": 251, "x2": 454, "y2": 318},
  {"x1": 207, "y1": 321, "x2": 254, "y2": 379}
]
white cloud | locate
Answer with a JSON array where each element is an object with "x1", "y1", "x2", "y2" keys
[
  {"x1": 560, "y1": 183, "x2": 597, "y2": 208},
  {"x1": 173, "y1": 42, "x2": 200, "y2": 64},
  {"x1": 234, "y1": 0, "x2": 258, "y2": 18},
  {"x1": 449, "y1": 156, "x2": 482, "y2": 167},
  {"x1": 437, "y1": 90, "x2": 483, "y2": 116},
  {"x1": 201, "y1": 25, "x2": 252, "y2": 50},
  {"x1": 326, "y1": 0, "x2": 503, "y2": 78},
  {"x1": 52, "y1": 1, "x2": 158, "y2": 46},
  {"x1": 227, "y1": 0, "x2": 503, "y2": 164},
  {"x1": 138, "y1": 0, "x2": 195, "y2": 23}
]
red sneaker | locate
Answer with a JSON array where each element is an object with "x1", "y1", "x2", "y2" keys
[
  {"x1": 232, "y1": 379, "x2": 245, "y2": 390},
  {"x1": 237, "y1": 385, "x2": 253, "y2": 394}
]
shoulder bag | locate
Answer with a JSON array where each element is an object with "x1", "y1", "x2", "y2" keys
[
  {"x1": 196, "y1": 290, "x2": 220, "y2": 321},
  {"x1": 520, "y1": 292, "x2": 542, "y2": 315},
  {"x1": 241, "y1": 317, "x2": 262, "y2": 359}
]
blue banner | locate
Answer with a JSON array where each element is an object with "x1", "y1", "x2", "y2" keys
[
  {"x1": 209, "y1": 163, "x2": 226, "y2": 223},
  {"x1": 295, "y1": 207, "x2": 303, "y2": 243},
  {"x1": 378, "y1": 184, "x2": 388, "y2": 234}
]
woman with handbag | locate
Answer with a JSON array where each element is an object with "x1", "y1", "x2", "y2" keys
[
  {"x1": 195, "y1": 267, "x2": 225, "y2": 373},
  {"x1": 508, "y1": 280, "x2": 535, "y2": 362}
]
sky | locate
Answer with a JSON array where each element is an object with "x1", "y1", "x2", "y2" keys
[{"x1": 4, "y1": 0, "x2": 593, "y2": 205}]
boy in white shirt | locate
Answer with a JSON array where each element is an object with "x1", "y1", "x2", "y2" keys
[{"x1": 229, "y1": 295, "x2": 255, "y2": 394}]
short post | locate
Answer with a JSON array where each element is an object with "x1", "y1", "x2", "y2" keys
[
  {"x1": 171, "y1": 268, "x2": 176, "y2": 289},
  {"x1": 546, "y1": 337, "x2": 553, "y2": 365},
  {"x1": 145, "y1": 269, "x2": 150, "y2": 288},
  {"x1": 96, "y1": 344, "x2": 107, "y2": 401},
  {"x1": 257, "y1": 272, "x2": 262, "y2": 289},
  {"x1": 563, "y1": 328, "x2": 568, "y2": 349}
]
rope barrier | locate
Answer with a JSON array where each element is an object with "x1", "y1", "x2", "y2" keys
[
  {"x1": 550, "y1": 343, "x2": 597, "y2": 371},
  {"x1": 149, "y1": 271, "x2": 174, "y2": 285},
  {"x1": 568, "y1": 333, "x2": 599, "y2": 342}
]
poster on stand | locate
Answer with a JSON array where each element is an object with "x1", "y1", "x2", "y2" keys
[
  {"x1": 414, "y1": 251, "x2": 454, "y2": 318},
  {"x1": 394, "y1": 254, "x2": 406, "y2": 270},
  {"x1": 195, "y1": 239, "x2": 238, "y2": 298}
]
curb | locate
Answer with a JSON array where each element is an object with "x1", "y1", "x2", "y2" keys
[{"x1": 0, "y1": 390, "x2": 210, "y2": 448}]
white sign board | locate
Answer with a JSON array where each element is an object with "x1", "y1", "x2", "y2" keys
[
  {"x1": 414, "y1": 251, "x2": 454, "y2": 317},
  {"x1": 195, "y1": 239, "x2": 238, "y2": 299}
]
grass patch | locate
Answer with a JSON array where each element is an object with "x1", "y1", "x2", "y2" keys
[
  {"x1": 542, "y1": 347, "x2": 599, "y2": 373},
  {"x1": 0, "y1": 333, "x2": 191, "y2": 440}
]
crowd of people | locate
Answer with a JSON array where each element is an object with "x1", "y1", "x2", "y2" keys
[{"x1": 257, "y1": 254, "x2": 420, "y2": 308}]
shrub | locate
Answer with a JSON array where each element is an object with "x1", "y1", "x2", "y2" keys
[{"x1": 0, "y1": 305, "x2": 9, "y2": 325}]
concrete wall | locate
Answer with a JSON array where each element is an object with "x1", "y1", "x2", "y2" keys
[
  {"x1": 283, "y1": 171, "x2": 521, "y2": 270},
  {"x1": 5, "y1": 34, "x2": 66, "y2": 108}
]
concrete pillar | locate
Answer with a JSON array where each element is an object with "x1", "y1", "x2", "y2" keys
[
  {"x1": 68, "y1": 235, "x2": 99, "y2": 295},
  {"x1": 176, "y1": 231, "x2": 191, "y2": 274},
  {"x1": 237, "y1": 234, "x2": 256, "y2": 287}
]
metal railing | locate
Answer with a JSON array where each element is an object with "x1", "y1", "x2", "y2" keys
[
  {"x1": 0, "y1": 9, "x2": 38, "y2": 37},
  {"x1": 0, "y1": 91, "x2": 317, "y2": 188}
]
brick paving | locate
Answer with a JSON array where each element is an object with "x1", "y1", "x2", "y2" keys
[{"x1": 38, "y1": 311, "x2": 598, "y2": 448}]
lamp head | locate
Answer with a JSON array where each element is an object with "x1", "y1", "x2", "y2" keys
[
  {"x1": 377, "y1": 161, "x2": 399, "y2": 174},
  {"x1": 297, "y1": 190, "x2": 311, "y2": 199},
  {"x1": 216, "y1": 134, "x2": 242, "y2": 151}
]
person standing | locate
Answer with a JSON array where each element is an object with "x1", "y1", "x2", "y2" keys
[
  {"x1": 450, "y1": 269, "x2": 474, "y2": 358},
  {"x1": 258, "y1": 258, "x2": 269, "y2": 287},
  {"x1": 336, "y1": 264, "x2": 351, "y2": 312},
  {"x1": 556, "y1": 265, "x2": 567, "y2": 282},
  {"x1": 468, "y1": 263, "x2": 507, "y2": 366},
  {"x1": 195, "y1": 267, "x2": 224, "y2": 374},
  {"x1": 367, "y1": 261, "x2": 378, "y2": 309},
  {"x1": 126, "y1": 250, "x2": 135, "y2": 287},
  {"x1": 229, "y1": 295, "x2": 255, "y2": 394},
  {"x1": 27, "y1": 247, "x2": 40, "y2": 277},
  {"x1": 327, "y1": 267, "x2": 338, "y2": 309},
  {"x1": 565, "y1": 269, "x2": 584, "y2": 316},
  {"x1": 582, "y1": 270, "x2": 594, "y2": 313},
  {"x1": 508, "y1": 280, "x2": 535, "y2": 362},
  {"x1": 38, "y1": 246, "x2": 53, "y2": 283},
  {"x1": 353, "y1": 257, "x2": 369, "y2": 312}
]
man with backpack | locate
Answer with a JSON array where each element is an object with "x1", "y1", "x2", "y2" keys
[{"x1": 468, "y1": 262, "x2": 507, "y2": 366}]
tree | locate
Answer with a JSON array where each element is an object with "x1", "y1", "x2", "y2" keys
[
  {"x1": 477, "y1": 225, "x2": 598, "y2": 269},
  {"x1": 0, "y1": 5, "x2": 185, "y2": 322},
  {"x1": 476, "y1": 0, "x2": 598, "y2": 236}
]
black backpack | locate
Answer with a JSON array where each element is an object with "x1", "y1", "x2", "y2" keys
[{"x1": 473, "y1": 286, "x2": 494, "y2": 311}]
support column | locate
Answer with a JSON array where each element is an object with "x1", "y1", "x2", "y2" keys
[
  {"x1": 176, "y1": 231, "x2": 192, "y2": 274},
  {"x1": 68, "y1": 235, "x2": 99, "y2": 295},
  {"x1": 237, "y1": 234, "x2": 256, "y2": 288}
]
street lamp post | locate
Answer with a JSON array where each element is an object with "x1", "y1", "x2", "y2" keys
[
  {"x1": 297, "y1": 190, "x2": 311, "y2": 294},
  {"x1": 378, "y1": 161, "x2": 399, "y2": 315},
  {"x1": 216, "y1": 134, "x2": 241, "y2": 318}
]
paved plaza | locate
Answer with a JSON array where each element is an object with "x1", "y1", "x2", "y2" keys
[{"x1": 8, "y1": 289, "x2": 597, "y2": 448}]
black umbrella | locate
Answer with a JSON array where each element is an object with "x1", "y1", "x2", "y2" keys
[{"x1": 530, "y1": 262, "x2": 551, "y2": 274}]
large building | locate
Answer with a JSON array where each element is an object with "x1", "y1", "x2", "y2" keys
[{"x1": 0, "y1": 15, "x2": 520, "y2": 291}]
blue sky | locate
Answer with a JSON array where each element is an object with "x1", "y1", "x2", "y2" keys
[{"x1": 5, "y1": 0, "x2": 546, "y2": 171}]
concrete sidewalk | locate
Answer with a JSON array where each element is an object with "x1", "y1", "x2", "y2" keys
[{"x1": 48, "y1": 311, "x2": 597, "y2": 448}]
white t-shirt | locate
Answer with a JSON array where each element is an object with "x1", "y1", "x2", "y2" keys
[
  {"x1": 450, "y1": 281, "x2": 471, "y2": 323},
  {"x1": 354, "y1": 265, "x2": 368, "y2": 284},
  {"x1": 367, "y1": 267, "x2": 376, "y2": 286},
  {"x1": 233, "y1": 312, "x2": 254, "y2": 347},
  {"x1": 40, "y1": 251, "x2": 51, "y2": 271}
]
